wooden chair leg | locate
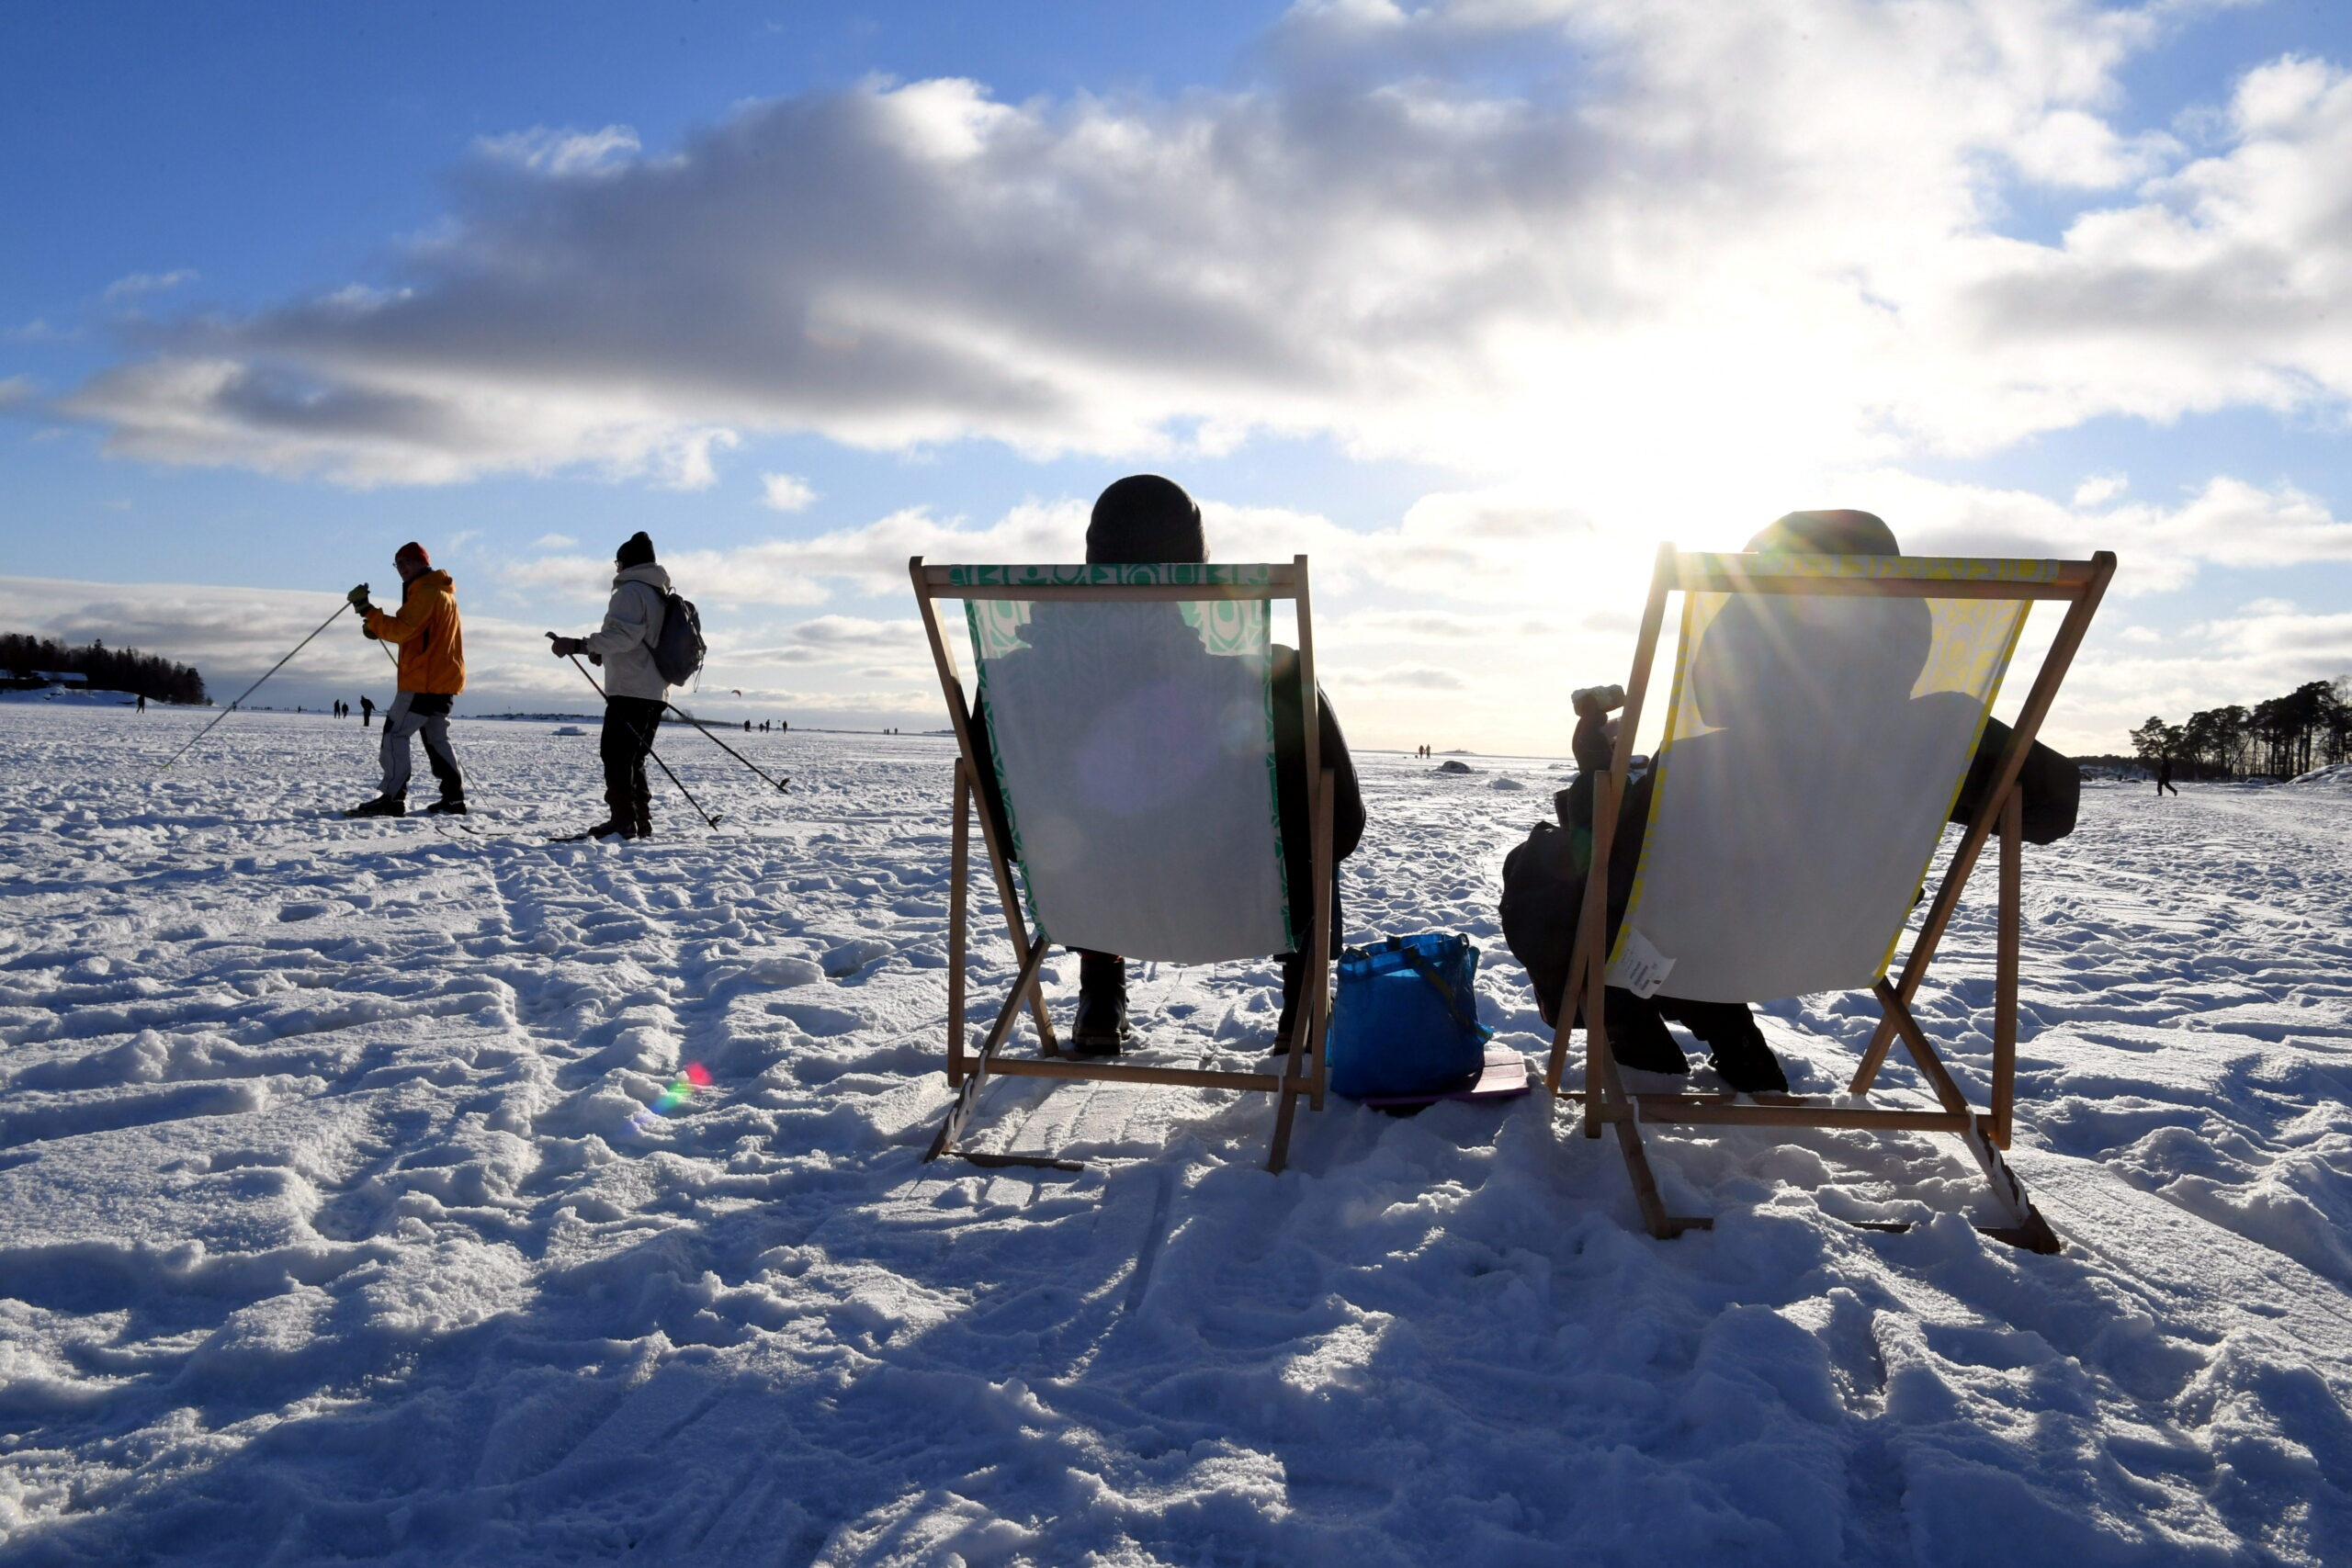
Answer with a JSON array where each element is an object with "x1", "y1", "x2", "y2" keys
[
  {"x1": 1267, "y1": 1082, "x2": 1302, "y2": 1174},
  {"x1": 1582, "y1": 942, "x2": 1710, "y2": 1237},
  {"x1": 1873, "y1": 981, "x2": 1972, "y2": 1116},
  {"x1": 1883, "y1": 977, "x2": 2059, "y2": 1252},
  {"x1": 1268, "y1": 769, "x2": 1337, "y2": 1172},
  {"x1": 946, "y1": 763, "x2": 969, "y2": 1088},
  {"x1": 1962, "y1": 1114, "x2": 2062, "y2": 1253},
  {"x1": 1993, "y1": 787, "x2": 2021, "y2": 1148},
  {"x1": 924, "y1": 939, "x2": 1052, "y2": 1163},
  {"x1": 1591, "y1": 1042, "x2": 1712, "y2": 1239}
]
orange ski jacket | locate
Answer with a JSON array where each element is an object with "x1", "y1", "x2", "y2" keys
[{"x1": 365, "y1": 570, "x2": 467, "y2": 694}]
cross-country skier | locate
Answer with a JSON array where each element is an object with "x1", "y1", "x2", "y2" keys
[
  {"x1": 547, "y1": 531, "x2": 672, "y2": 840},
  {"x1": 343, "y1": 542, "x2": 468, "y2": 818}
]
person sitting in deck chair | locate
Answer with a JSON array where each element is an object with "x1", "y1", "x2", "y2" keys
[
  {"x1": 1526, "y1": 508, "x2": 2079, "y2": 1091},
  {"x1": 970, "y1": 474, "x2": 1367, "y2": 1055}
]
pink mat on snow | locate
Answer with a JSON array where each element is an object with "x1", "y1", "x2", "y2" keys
[{"x1": 1358, "y1": 1045, "x2": 1535, "y2": 1108}]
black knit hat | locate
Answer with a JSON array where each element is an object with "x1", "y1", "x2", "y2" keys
[
  {"x1": 616, "y1": 531, "x2": 656, "y2": 569},
  {"x1": 1085, "y1": 475, "x2": 1205, "y2": 565},
  {"x1": 1746, "y1": 509, "x2": 1900, "y2": 556}
]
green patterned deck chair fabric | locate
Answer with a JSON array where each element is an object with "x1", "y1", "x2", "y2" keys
[
  {"x1": 912, "y1": 557, "x2": 1336, "y2": 1175},
  {"x1": 958, "y1": 563, "x2": 1293, "y2": 964}
]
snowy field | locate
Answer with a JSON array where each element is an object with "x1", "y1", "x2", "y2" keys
[{"x1": 3, "y1": 705, "x2": 2349, "y2": 1566}]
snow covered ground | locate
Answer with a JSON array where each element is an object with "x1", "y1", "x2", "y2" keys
[{"x1": 3, "y1": 705, "x2": 2349, "y2": 1565}]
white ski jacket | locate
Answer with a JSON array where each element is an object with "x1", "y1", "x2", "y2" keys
[{"x1": 582, "y1": 563, "x2": 672, "y2": 701}]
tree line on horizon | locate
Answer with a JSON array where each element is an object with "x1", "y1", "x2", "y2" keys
[
  {"x1": 1, "y1": 632, "x2": 208, "y2": 705},
  {"x1": 2131, "y1": 676, "x2": 2352, "y2": 781}
]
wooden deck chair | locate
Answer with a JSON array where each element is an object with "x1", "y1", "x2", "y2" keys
[
  {"x1": 909, "y1": 556, "x2": 1337, "y2": 1173},
  {"x1": 1544, "y1": 545, "x2": 2115, "y2": 1250}
]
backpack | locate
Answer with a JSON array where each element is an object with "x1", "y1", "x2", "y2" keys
[
  {"x1": 650, "y1": 589, "x2": 706, "y2": 686},
  {"x1": 1498, "y1": 818, "x2": 1587, "y2": 1029}
]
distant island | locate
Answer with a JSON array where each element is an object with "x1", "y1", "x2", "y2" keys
[
  {"x1": 1, "y1": 633, "x2": 207, "y2": 705},
  {"x1": 2132, "y1": 677, "x2": 2349, "y2": 781}
]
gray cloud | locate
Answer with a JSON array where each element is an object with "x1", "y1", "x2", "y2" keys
[{"x1": 56, "y1": 1, "x2": 2300, "y2": 497}]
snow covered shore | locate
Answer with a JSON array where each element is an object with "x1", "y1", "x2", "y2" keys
[{"x1": 2, "y1": 706, "x2": 2348, "y2": 1564}]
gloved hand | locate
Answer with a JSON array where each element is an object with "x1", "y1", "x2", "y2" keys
[
  {"x1": 346, "y1": 583, "x2": 374, "y2": 614},
  {"x1": 1571, "y1": 683, "x2": 1624, "y2": 720},
  {"x1": 548, "y1": 634, "x2": 585, "y2": 658}
]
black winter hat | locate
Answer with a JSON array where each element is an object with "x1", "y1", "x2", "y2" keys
[
  {"x1": 616, "y1": 531, "x2": 657, "y2": 569},
  {"x1": 1086, "y1": 475, "x2": 1205, "y2": 565},
  {"x1": 1746, "y1": 509, "x2": 1899, "y2": 556}
]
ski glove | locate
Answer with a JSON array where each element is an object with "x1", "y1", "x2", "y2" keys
[
  {"x1": 548, "y1": 635, "x2": 586, "y2": 658},
  {"x1": 346, "y1": 583, "x2": 374, "y2": 614}
]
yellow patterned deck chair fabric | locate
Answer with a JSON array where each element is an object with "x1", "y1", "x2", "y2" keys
[
  {"x1": 1614, "y1": 555, "x2": 2042, "y2": 1002},
  {"x1": 1549, "y1": 546, "x2": 2114, "y2": 1250},
  {"x1": 911, "y1": 558, "x2": 1336, "y2": 1174}
]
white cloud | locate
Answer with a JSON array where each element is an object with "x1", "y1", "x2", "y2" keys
[
  {"x1": 760, "y1": 472, "x2": 818, "y2": 512},
  {"x1": 56, "y1": 1, "x2": 2339, "y2": 506},
  {"x1": 1803, "y1": 469, "x2": 2352, "y2": 595},
  {"x1": 0, "y1": 575, "x2": 574, "y2": 705},
  {"x1": 102, "y1": 269, "x2": 197, "y2": 303},
  {"x1": 533, "y1": 532, "x2": 577, "y2": 549},
  {"x1": 2199, "y1": 606, "x2": 2352, "y2": 661},
  {"x1": 2073, "y1": 473, "x2": 2128, "y2": 507},
  {"x1": 470, "y1": 125, "x2": 643, "y2": 177},
  {"x1": 66, "y1": 355, "x2": 741, "y2": 488},
  {"x1": 502, "y1": 552, "x2": 625, "y2": 603},
  {"x1": 1959, "y1": 53, "x2": 2352, "y2": 433}
]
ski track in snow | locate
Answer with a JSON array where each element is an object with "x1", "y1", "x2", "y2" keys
[{"x1": 1, "y1": 706, "x2": 2348, "y2": 1565}]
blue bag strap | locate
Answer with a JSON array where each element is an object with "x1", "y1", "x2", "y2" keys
[{"x1": 1404, "y1": 947, "x2": 1485, "y2": 1036}]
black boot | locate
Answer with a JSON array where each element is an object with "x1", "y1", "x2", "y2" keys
[
  {"x1": 1069, "y1": 951, "x2": 1129, "y2": 1056},
  {"x1": 343, "y1": 792, "x2": 406, "y2": 818},
  {"x1": 555, "y1": 818, "x2": 634, "y2": 842},
  {"x1": 1600, "y1": 988, "x2": 1689, "y2": 1076},
  {"x1": 1706, "y1": 1034, "x2": 1790, "y2": 1094},
  {"x1": 1667, "y1": 1000, "x2": 1787, "y2": 1093},
  {"x1": 424, "y1": 795, "x2": 468, "y2": 816}
]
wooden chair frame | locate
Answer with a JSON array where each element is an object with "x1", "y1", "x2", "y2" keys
[
  {"x1": 1543, "y1": 545, "x2": 2116, "y2": 1250},
  {"x1": 909, "y1": 555, "x2": 1336, "y2": 1173}
]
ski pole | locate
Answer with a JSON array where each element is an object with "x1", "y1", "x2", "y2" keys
[
  {"x1": 661, "y1": 699, "x2": 791, "y2": 794},
  {"x1": 564, "y1": 654, "x2": 722, "y2": 829},
  {"x1": 160, "y1": 600, "x2": 351, "y2": 772}
]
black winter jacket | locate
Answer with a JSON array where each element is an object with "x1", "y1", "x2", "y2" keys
[{"x1": 1502, "y1": 711, "x2": 2076, "y2": 1024}]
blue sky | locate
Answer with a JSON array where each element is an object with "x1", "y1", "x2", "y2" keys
[{"x1": 6, "y1": 1, "x2": 2352, "y2": 750}]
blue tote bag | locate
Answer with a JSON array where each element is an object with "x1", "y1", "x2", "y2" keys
[{"x1": 1327, "y1": 932, "x2": 1494, "y2": 1100}]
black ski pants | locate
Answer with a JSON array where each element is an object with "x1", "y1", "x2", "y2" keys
[{"x1": 601, "y1": 695, "x2": 665, "y2": 836}]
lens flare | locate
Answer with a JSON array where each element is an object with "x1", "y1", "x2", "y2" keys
[{"x1": 626, "y1": 1061, "x2": 711, "y2": 1134}]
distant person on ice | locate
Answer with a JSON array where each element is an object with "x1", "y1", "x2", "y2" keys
[
  {"x1": 967, "y1": 474, "x2": 1365, "y2": 1055},
  {"x1": 2156, "y1": 755, "x2": 2178, "y2": 796},
  {"x1": 547, "y1": 530, "x2": 673, "y2": 841},
  {"x1": 343, "y1": 542, "x2": 468, "y2": 818},
  {"x1": 360, "y1": 694, "x2": 375, "y2": 728}
]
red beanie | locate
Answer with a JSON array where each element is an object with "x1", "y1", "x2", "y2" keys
[{"x1": 394, "y1": 541, "x2": 431, "y2": 570}]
